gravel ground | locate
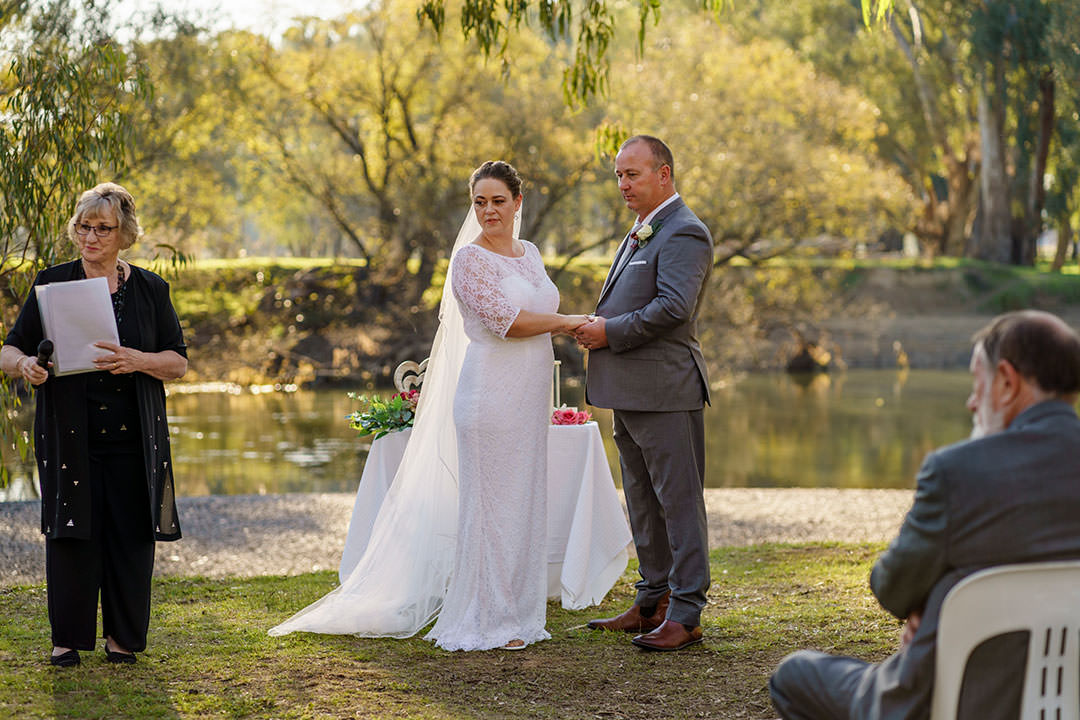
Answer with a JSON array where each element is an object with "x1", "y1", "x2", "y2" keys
[{"x1": 0, "y1": 488, "x2": 913, "y2": 588}]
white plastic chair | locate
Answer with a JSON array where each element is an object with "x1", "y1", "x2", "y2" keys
[{"x1": 931, "y1": 560, "x2": 1080, "y2": 720}]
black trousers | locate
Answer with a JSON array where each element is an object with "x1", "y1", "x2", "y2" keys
[{"x1": 45, "y1": 451, "x2": 155, "y2": 652}]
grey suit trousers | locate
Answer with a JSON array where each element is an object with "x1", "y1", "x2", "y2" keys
[
  {"x1": 613, "y1": 407, "x2": 709, "y2": 627},
  {"x1": 770, "y1": 650, "x2": 869, "y2": 719},
  {"x1": 770, "y1": 636, "x2": 1027, "y2": 720}
]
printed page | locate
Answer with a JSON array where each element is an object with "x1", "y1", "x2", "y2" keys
[{"x1": 35, "y1": 277, "x2": 120, "y2": 376}]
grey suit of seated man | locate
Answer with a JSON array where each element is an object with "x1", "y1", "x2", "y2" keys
[{"x1": 770, "y1": 310, "x2": 1080, "y2": 720}]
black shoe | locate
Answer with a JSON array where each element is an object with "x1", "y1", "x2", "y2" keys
[
  {"x1": 49, "y1": 649, "x2": 80, "y2": 667},
  {"x1": 104, "y1": 645, "x2": 136, "y2": 664}
]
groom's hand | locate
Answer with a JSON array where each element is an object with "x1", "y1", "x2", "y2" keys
[{"x1": 575, "y1": 316, "x2": 608, "y2": 350}]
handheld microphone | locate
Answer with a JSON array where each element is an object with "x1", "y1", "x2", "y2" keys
[{"x1": 36, "y1": 339, "x2": 53, "y2": 369}]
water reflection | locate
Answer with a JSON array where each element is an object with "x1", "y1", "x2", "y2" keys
[
  {"x1": 567, "y1": 369, "x2": 973, "y2": 490},
  {"x1": 705, "y1": 369, "x2": 972, "y2": 488},
  {"x1": 2, "y1": 370, "x2": 976, "y2": 500},
  {"x1": 167, "y1": 390, "x2": 366, "y2": 496}
]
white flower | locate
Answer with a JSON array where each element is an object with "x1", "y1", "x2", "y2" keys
[{"x1": 636, "y1": 224, "x2": 654, "y2": 241}]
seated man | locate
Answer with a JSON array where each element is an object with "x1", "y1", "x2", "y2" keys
[{"x1": 770, "y1": 310, "x2": 1080, "y2": 720}]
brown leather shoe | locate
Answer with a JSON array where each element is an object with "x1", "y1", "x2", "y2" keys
[
  {"x1": 631, "y1": 619, "x2": 703, "y2": 651},
  {"x1": 587, "y1": 592, "x2": 670, "y2": 633}
]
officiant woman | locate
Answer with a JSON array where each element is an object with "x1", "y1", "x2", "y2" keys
[{"x1": 0, "y1": 182, "x2": 187, "y2": 667}]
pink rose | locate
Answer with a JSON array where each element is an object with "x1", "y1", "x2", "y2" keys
[
  {"x1": 551, "y1": 408, "x2": 576, "y2": 425},
  {"x1": 551, "y1": 407, "x2": 592, "y2": 425}
]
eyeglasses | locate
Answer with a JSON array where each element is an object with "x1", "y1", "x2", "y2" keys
[{"x1": 74, "y1": 223, "x2": 117, "y2": 237}]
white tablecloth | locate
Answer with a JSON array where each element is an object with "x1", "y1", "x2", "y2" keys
[{"x1": 340, "y1": 423, "x2": 632, "y2": 609}]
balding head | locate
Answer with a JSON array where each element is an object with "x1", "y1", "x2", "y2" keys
[
  {"x1": 973, "y1": 310, "x2": 1080, "y2": 398},
  {"x1": 967, "y1": 311, "x2": 1080, "y2": 438}
]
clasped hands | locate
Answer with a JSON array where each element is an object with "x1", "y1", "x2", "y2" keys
[{"x1": 564, "y1": 314, "x2": 608, "y2": 351}]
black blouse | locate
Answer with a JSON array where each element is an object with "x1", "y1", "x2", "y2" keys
[
  {"x1": 86, "y1": 275, "x2": 142, "y2": 452},
  {"x1": 4, "y1": 260, "x2": 187, "y2": 541}
]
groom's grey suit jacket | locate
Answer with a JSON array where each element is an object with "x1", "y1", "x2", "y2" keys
[
  {"x1": 851, "y1": 400, "x2": 1080, "y2": 719},
  {"x1": 585, "y1": 198, "x2": 713, "y2": 411}
]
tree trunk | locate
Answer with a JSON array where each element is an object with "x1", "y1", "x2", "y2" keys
[
  {"x1": 943, "y1": 154, "x2": 977, "y2": 256},
  {"x1": 1051, "y1": 220, "x2": 1073, "y2": 272},
  {"x1": 890, "y1": 7, "x2": 977, "y2": 258},
  {"x1": 973, "y1": 70, "x2": 1012, "y2": 264},
  {"x1": 1021, "y1": 71, "x2": 1055, "y2": 266}
]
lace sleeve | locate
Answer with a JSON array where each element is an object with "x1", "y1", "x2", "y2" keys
[{"x1": 451, "y1": 246, "x2": 520, "y2": 338}]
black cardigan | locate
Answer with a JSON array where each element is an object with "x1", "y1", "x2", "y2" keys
[{"x1": 4, "y1": 260, "x2": 187, "y2": 541}]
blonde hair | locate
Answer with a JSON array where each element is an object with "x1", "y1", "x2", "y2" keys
[{"x1": 67, "y1": 182, "x2": 142, "y2": 250}]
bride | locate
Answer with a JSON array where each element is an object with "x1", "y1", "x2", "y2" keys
[{"x1": 270, "y1": 161, "x2": 587, "y2": 650}]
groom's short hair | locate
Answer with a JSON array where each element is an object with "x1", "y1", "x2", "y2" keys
[{"x1": 621, "y1": 135, "x2": 675, "y2": 181}]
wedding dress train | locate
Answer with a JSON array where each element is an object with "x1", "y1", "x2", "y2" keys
[{"x1": 270, "y1": 209, "x2": 555, "y2": 649}]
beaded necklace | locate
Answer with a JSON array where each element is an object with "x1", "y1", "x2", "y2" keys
[{"x1": 111, "y1": 263, "x2": 127, "y2": 325}]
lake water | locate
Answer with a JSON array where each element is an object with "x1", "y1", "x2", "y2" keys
[{"x1": 1, "y1": 369, "x2": 975, "y2": 501}]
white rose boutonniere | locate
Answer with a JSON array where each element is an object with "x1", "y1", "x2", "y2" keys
[{"x1": 631, "y1": 222, "x2": 660, "y2": 249}]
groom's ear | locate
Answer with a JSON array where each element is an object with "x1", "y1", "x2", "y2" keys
[{"x1": 657, "y1": 164, "x2": 672, "y2": 185}]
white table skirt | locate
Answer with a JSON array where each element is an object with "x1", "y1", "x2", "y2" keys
[{"x1": 340, "y1": 423, "x2": 631, "y2": 610}]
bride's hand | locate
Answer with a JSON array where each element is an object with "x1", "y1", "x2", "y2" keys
[{"x1": 560, "y1": 314, "x2": 591, "y2": 334}]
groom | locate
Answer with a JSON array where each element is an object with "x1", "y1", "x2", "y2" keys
[{"x1": 575, "y1": 135, "x2": 714, "y2": 651}]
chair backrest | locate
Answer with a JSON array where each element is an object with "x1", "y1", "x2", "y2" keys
[
  {"x1": 393, "y1": 358, "x2": 428, "y2": 393},
  {"x1": 931, "y1": 560, "x2": 1080, "y2": 720}
]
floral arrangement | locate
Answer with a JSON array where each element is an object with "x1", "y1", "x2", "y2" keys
[
  {"x1": 551, "y1": 405, "x2": 592, "y2": 425},
  {"x1": 347, "y1": 389, "x2": 420, "y2": 439},
  {"x1": 630, "y1": 221, "x2": 661, "y2": 249}
]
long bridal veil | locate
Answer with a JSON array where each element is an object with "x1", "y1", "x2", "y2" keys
[{"x1": 269, "y1": 204, "x2": 517, "y2": 638}]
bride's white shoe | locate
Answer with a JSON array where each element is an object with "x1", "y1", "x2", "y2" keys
[{"x1": 501, "y1": 639, "x2": 527, "y2": 651}]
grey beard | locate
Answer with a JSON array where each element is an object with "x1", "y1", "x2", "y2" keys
[
  {"x1": 970, "y1": 410, "x2": 1005, "y2": 440},
  {"x1": 969, "y1": 419, "x2": 988, "y2": 440}
]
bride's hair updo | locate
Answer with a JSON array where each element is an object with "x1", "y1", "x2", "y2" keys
[{"x1": 469, "y1": 161, "x2": 523, "y2": 199}]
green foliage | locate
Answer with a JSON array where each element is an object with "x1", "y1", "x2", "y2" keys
[
  {"x1": 416, "y1": 0, "x2": 727, "y2": 105},
  {"x1": 347, "y1": 390, "x2": 419, "y2": 438},
  {"x1": 604, "y1": 17, "x2": 913, "y2": 262},
  {"x1": 179, "y1": 1, "x2": 609, "y2": 304},
  {"x1": 415, "y1": 0, "x2": 890, "y2": 105},
  {"x1": 124, "y1": 16, "x2": 249, "y2": 259},
  {"x1": 730, "y1": 0, "x2": 1080, "y2": 266},
  {"x1": 0, "y1": 1, "x2": 148, "y2": 487},
  {"x1": 962, "y1": 263, "x2": 1080, "y2": 312},
  {"x1": 127, "y1": 0, "x2": 911, "y2": 283}
]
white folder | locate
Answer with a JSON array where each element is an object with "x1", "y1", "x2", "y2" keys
[{"x1": 35, "y1": 277, "x2": 120, "y2": 376}]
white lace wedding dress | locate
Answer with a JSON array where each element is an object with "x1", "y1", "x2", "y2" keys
[
  {"x1": 425, "y1": 241, "x2": 558, "y2": 650},
  {"x1": 268, "y1": 212, "x2": 559, "y2": 650}
]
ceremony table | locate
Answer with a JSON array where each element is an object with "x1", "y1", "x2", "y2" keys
[{"x1": 339, "y1": 422, "x2": 632, "y2": 610}]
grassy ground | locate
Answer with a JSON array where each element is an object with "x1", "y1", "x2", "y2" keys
[{"x1": 0, "y1": 543, "x2": 897, "y2": 719}]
